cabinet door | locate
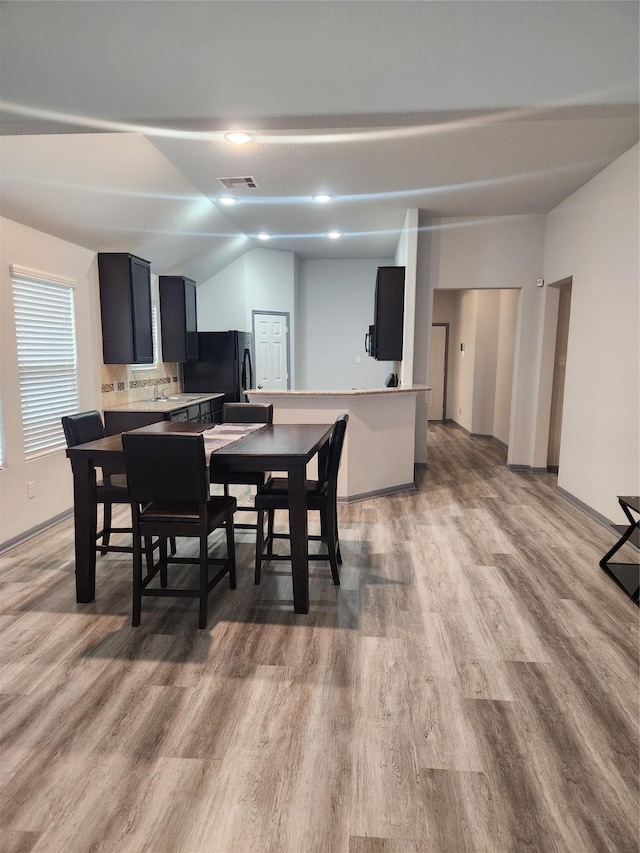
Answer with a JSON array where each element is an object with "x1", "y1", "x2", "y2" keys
[
  {"x1": 374, "y1": 267, "x2": 405, "y2": 361},
  {"x1": 131, "y1": 258, "x2": 153, "y2": 363},
  {"x1": 185, "y1": 281, "x2": 198, "y2": 361}
]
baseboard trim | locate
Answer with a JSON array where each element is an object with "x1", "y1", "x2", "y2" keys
[
  {"x1": 505, "y1": 463, "x2": 549, "y2": 474},
  {"x1": 414, "y1": 462, "x2": 427, "y2": 470},
  {"x1": 0, "y1": 508, "x2": 73, "y2": 556},
  {"x1": 338, "y1": 482, "x2": 416, "y2": 504},
  {"x1": 443, "y1": 419, "x2": 508, "y2": 452},
  {"x1": 556, "y1": 486, "x2": 614, "y2": 533}
]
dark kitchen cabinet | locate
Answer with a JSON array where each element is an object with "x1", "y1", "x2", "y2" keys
[
  {"x1": 98, "y1": 253, "x2": 153, "y2": 364},
  {"x1": 159, "y1": 276, "x2": 198, "y2": 362},
  {"x1": 372, "y1": 266, "x2": 405, "y2": 361}
]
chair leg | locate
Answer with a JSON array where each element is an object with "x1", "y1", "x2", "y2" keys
[
  {"x1": 334, "y1": 505, "x2": 342, "y2": 565},
  {"x1": 132, "y1": 533, "x2": 143, "y2": 627},
  {"x1": 255, "y1": 509, "x2": 265, "y2": 584},
  {"x1": 158, "y1": 538, "x2": 168, "y2": 587},
  {"x1": 266, "y1": 509, "x2": 275, "y2": 556},
  {"x1": 100, "y1": 501, "x2": 113, "y2": 553},
  {"x1": 324, "y1": 506, "x2": 341, "y2": 586},
  {"x1": 227, "y1": 516, "x2": 237, "y2": 589},
  {"x1": 198, "y1": 536, "x2": 209, "y2": 630}
]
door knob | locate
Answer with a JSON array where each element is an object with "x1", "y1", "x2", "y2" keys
[{"x1": 257, "y1": 384, "x2": 263, "y2": 389}]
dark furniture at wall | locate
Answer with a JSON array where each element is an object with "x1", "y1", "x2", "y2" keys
[
  {"x1": 159, "y1": 275, "x2": 198, "y2": 362},
  {"x1": 599, "y1": 495, "x2": 639, "y2": 604},
  {"x1": 98, "y1": 253, "x2": 153, "y2": 364},
  {"x1": 183, "y1": 331, "x2": 253, "y2": 402},
  {"x1": 65, "y1": 420, "x2": 333, "y2": 613},
  {"x1": 122, "y1": 432, "x2": 237, "y2": 628},
  {"x1": 367, "y1": 266, "x2": 405, "y2": 361},
  {"x1": 254, "y1": 413, "x2": 348, "y2": 587},
  {"x1": 209, "y1": 403, "x2": 274, "y2": 531}
]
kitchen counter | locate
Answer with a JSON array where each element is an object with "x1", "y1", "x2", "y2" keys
[
  {"x1": 247, "y1": 386, "x2": 430, "y2": 501},
  {"x1": 104, "y1": 392, "x2": 224, "y2": 415},
  {"x1": 249, "y1": 385, "x2": 429, "y2": 397}
]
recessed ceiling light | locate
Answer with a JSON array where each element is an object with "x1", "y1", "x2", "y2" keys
[
  {"x1": 313, "y1": 194, "x2": 332, "y2": 203},
  {"x1": 257, "y1": 233, "x2": 271, "y2": 241},
  {"x1": 218, "y1": 197, "x2": 237, "y2": 205},
  {"x1": 327, "y1": 231, "x2": 342, "y2": 239},
  {"x1": 224, "y1": 132, "x2": 254, "y2": 145}
]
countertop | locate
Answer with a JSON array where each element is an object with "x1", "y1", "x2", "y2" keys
[
  {"x1": 249, "y1": 385, "x2": 430, "y2": 397},
  {"x1": 104, "y1": 392, "x2": 224, "y2": 414}
]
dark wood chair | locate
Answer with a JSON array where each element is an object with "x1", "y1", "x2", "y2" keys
[
  {"x1": 62, "y1": 411, "x2": 135, "y2": 555},
  {"x1": 209, "y1": 403, "x2": 273, "y2": 531},
  {"x1": 122, "y1": 432, "x2": 237, "y2": 629},
  {"x1": 254, "y1": 413, "x2": 348, "y2": 586}
]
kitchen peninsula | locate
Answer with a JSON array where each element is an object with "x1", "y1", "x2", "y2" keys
[{"x1": 248, "y1": 386, "x2": 429, "y2": 502}]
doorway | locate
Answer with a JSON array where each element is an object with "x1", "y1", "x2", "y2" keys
[
  {"x1": 547, "y1": 280, "x2": 572, "y2": 471},
  {"x1": 252, "y1": 311, "x2": 290, "y2": 391},
  {"x1": 428, "y1": 323, "x2": 448, "y2": 420}
]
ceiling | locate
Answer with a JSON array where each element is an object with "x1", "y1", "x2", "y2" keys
[{"x1": 1, "y1": 1, "x2": 638, "y2": 283}]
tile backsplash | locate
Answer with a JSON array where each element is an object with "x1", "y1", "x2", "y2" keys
[{"x1": 101, "y1": 362, "x2": 180, "y2": 408}]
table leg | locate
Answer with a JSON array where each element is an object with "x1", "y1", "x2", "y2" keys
[
  {"x1": 287, "y1": 463, "x2": 309, "y2": 614},
  {"x1": 70, "y1": 457, "x2": 98, "y2": 603}
]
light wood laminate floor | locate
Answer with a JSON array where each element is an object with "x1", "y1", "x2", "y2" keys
[{"x1": 0, "y1": 423, "x2": 638, "y2": 852}]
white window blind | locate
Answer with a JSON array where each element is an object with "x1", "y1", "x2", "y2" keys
[
  {"x1": 131, "y1": 302, "x2": 160, "y2": 370},
  {"x1": 11, "y1": 269, "x2": 79, "y2": 460}
]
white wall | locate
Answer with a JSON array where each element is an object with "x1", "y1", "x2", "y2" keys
[
  {"x1": 493, "y1": 289, "x2": 520, "y2": 445},
  {"x1": 542, "y1": 144, "x2": 639, "y2": 522},
  {"x1": 197, "y1": 248, "x2": 298, "y2": 386},
  {"x1": 395, "y1": 209, "x2": 418, "y2": 385},
  {"x1": 297, "y1": 258, "x2": 394, "y2": 390},
  {"x1": 196, "y1": 253, "x2": 247, "y2": 332},
  {"x1": 0, "y1": 218, "x2": 102, "y2": 546}
]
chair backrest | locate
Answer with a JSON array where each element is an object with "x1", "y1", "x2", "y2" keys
[
  {"x1": 62, "y1": 410, "x2": 106, "y2": 447},
  {"x1": 325, "y1": 414, "x2": 348, "y2": 484},
  {"x1": 222, "y1": 403, "x2": 273, "y2": 424},
  {"x1": 122, "y1": 433, "x2": 209, "y2": 504}
]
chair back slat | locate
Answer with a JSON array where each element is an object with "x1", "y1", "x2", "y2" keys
[
  {"x1": 62, "y1": 411, "x2": 106, "y2": 447},
  {"x1": 325, "y1": 414, "x2": 348, "y2": 483},
  {"x1": 222, "y1": 403, "x2": 273, "y2": 424},
  {"x1": 123, "y1": 433, "x2": 209, "y2": 504}
]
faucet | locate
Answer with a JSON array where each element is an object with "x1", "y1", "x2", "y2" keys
[{"x1": 153, "y1": 386, "x2": 165, "y2": 401}]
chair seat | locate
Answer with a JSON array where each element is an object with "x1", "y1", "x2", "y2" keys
[
  {"x1": 140, "y1": 496, "x2": 236, "y2": 526},
  {"x1": 255, "y1": 477, "x2": 328, "y2": 509},
  {"x1": 96, "y1": 473, "x2": 128, "y2": 503}
]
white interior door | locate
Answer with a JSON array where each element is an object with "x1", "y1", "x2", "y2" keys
[
  {"x1": 427, "y1": 324, "x2": 447, "y2": 420},
  {"x1": 253, "y1": 312, "x2": 290, "y2": 391}
]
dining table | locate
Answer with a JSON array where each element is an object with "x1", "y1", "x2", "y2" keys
[{"x1": 65, "y1": 420, "x2": 334, "y2": 614}]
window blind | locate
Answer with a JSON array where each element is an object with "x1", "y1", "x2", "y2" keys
[{"x1": 12, "y1": 273, "x2": 79, "y2": 460}]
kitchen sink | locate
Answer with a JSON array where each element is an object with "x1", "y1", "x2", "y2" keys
[{"x1": 164, "y1": 394, "x2": 203, "y2": 402}]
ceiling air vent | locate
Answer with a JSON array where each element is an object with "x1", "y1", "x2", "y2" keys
[{"x1": 217, "y1": 176, "x2": 260, "y2": 189}]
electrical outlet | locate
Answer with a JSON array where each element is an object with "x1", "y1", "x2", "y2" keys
[
  {"x1": 355, "y1": 355, "x2": 361, "y2": 363},
  {"x1": 28, "y1": 481, "x2": 36, "y2": 499}
]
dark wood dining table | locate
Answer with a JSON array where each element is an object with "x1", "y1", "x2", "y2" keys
[{"x1": 65, "y1": 420, "x2": 333, "y2": 614}]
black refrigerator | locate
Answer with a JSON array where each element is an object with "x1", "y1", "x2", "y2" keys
[{"x1": 182, "y1": 331, "x2": 253, "y2": 402}]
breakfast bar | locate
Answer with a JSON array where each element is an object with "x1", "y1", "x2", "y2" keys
[{"x1": 248, "y1": 386, "x2": 429, "y2": 502}]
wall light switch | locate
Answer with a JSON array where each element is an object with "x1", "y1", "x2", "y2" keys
[{"x1": 355, "y1": 355, "x2": 361, "y2": 363}]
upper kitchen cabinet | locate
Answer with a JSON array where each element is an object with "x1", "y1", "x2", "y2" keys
[
  {"x1": 159, "y1": 276, "x2": 198, "y2": 362},
  {"x1": 372, "y1": 266, "x2": 405, "y2": 361},
  {"x1": 98, "y1": 253, "x2": 153, "y2": 364}
]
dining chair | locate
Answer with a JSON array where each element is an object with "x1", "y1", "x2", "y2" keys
[
  {"x1": 62, "y1": 411, "x2": 135, "y2": 556},
  {"x1": 254, "y1": 413, "x2": 348, "y2": 586},
  {"x1": 209, "y1": 402, "x2": 273, "y2": 531},
  {"x1": 122, "y1": 431, "x2": 237, "y2": 629}
]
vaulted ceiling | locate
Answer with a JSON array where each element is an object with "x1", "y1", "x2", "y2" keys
[{"x1": 1, "y1": 1, "x2": 638, "y2": 282}]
